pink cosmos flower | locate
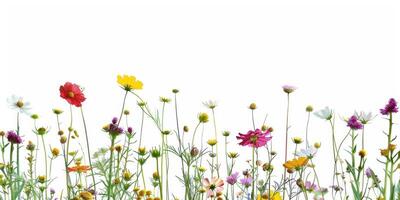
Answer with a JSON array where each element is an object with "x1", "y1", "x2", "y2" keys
[
  {"x1": 202, "y1": 177, "x2": 224, "y2": 197},
  {"x1": 236, "y1": 129, "x2": 272, "y2": 148}
]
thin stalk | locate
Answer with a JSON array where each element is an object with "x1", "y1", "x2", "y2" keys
[
  {"x1": 41, "y1": 135, "x2": 48, "y2": 200},
  {"x1": 251, "y1": 147, "x2": 255, "y2": 200},
  {"x1": 80, "y1": 107, "x2": 97, "y2": 196},
  {"x1": 283, "y1": 93, "x2": 290, "y2": 200},
  {"x1": 107, "y1": 137, "x2": 115, "y2": 200},
  {"x1": 211, "y1": 109, "x2": 220, "y2": 177}
]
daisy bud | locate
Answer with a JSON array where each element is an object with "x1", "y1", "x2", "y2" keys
[
  {"x1": 207, "y1": 138, "x2": 217, "y2": 146},
  {"x1": 190, "y1": 147, "x2": 199, "y2": 157},
  {"x1": 183, "y1": 126, "x2": 189, "y2": 132},
  {"x1": 198, "y1": 113, "x2": 209, "y2": 123},
  {"x1": 31, "y1": 114, "x2": 39, "y2": 120},
  {"x1": 198, "y1": 188, "x2": 206, "y2": 193},
  {"x1": 228, "y1": 152, "x2": 239, "y2": 159},
  {"x1": 138, "y1": 147, "x2": 147, "y2": 155},
  {"x1": 115, "y1": 145, "x2": 122, "y2": 153},
  {"x1": 198, "y1": 166, "x2": 207, "y2": 172},
  {"x1": 359, "y1": 149, "x2": 367, "y2": 158},
  {"x1": 151, "y1": 148, "x2": 161, "y2": 158},
  {"x1": 51, "y1": 148, "x2": 60, "y2": 157},
  {"x1": 222, "y1": 131, "x2": 230, "y2": 137},
  {"x1": 314, "y1": 142, "x2": 321, "y2": 149},
  {"x1": 292, "y1": 137, "x2": 303, "y2": 144},
  {"x1": 0, "y1": 131, "x2": 4, "y2": 137},
  {"x1": 153, "y1": 171, "x2": 160, "y2": 180},
  {"x1": 52, "y1": 108, "x2": 63, "y2": 115},
  {"x1": 306, "y1": 105, "x2": 313, "y2": 112},
  {"x1": 26, "y1": 141, "x2": 35, "y2": 151},
  {"x1": 58, "y1": 130, "x2": 64, "y2": 136},
  {"x1": 261, "y1": 125, "x2": 268, "y2": 132},
  {"x1": 172, "y1": 89, "x2": 179, "y2": 93},
  {"x1": 262, "y1": 163, "x2": 274, "y2": 171},
  {"x1": 249, "y1": 103, "x2": 257, "y2": 110},
  {"x1": 123, "y1": 110, "x2": 130, "y2": 115},
  {"x1": 113, "y1": 178, "x2": 121, "y2": 185},
  {"x1": 283, "y1": 85, "x2": 297, "y2": 94},
  {"x1": 381, "y1": 149, "x2": 389, "y2": 157},
  {"x1": 37, "y1": 175, "x2": 46, "y2": 184},
  {"x1": 389, "y1": 144, "x2": 396, "y2": 151},
  {"x1": 161, "y1": 130, "x2": 170, "y2": 135},
  {"x1": 60, "y1": 136, "x2": 67, "y2": 144}
]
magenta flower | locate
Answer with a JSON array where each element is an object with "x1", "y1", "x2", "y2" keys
[
  {"x1": 347, "y1": 115, "x2": 363, "y2": 130},
  {"x1": 226, "y1": 172, "x2": 239, "y2": 185},
  {"x1": 240, "y1": 177, "x2": 252, "y2": 188},
  {"x1": 380, "y1": 98, "x2": 398, "y2": 115},
  {"x1": 7, "y1": 131, "x2": 22, "y2": 144},
  {"x1": 236, "y1": 129, "x2": 272, "y2": 148}
]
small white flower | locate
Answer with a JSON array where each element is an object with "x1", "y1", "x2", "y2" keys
[
  {"x1": 314, "y1": 106, "x2": 333, "y2": 120},
  {"x1": 354, "y1": 111, "x2": 374, "y2": 124},
  {"x1": 203, "y1": 100, "x2": 218, "y2": 109},
  {"x1": 7, "y1": 95, "x2": 31, "y2": 115},
  {"x1": 295, "y1": 146, "x2": 317, "y2": 158}
]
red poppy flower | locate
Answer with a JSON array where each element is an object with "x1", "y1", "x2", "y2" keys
[{"x1": 60, "y1": 82, "x2": 86, "y2": 107}]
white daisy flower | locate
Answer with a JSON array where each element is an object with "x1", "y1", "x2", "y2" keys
[
  {"x1": 295, "y1": 145, "x2": 317, "y2": 158},
  {"x1": 7, "y1": 95, "x2": 31, "y2": 115},
  {"x1": 203, "y1": 100, "x2": 218, "y2": 109},
  {"x1": 314, "y1": 106, "x2": 333, "y2": 120},
  {"x1": 354, "y1": 111, "x2": 375, "y2": 124}
]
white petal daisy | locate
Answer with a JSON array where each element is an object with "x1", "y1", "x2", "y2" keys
[
  {"x1": 7, "y1": 95, "x2": 31, "y2": 115},
  {"x1": 314, "y1": 106, "x2": 333, "y2": 120}
]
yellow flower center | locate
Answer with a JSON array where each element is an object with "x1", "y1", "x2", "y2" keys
[
  {"x1": 68, "y1": 91, "x2": 75, "y2": 98},
  {"x1": 16, "y1": 100, "x2": 24, "y2": 108}
]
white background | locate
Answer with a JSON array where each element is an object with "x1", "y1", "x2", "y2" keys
[{"x1": 0, "y1": 0, "x2": 399, "y2": 198}]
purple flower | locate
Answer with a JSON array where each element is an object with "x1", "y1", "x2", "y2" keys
[
  {"x1": 380, "y1": 98, "x2": 398, "y2": 115},
  {"x1": 226, "y1": 172, "x2": 239, "y2": 185},
  {"x1": 127, "y1": 127, "x2": 133, "y2": 134},
  {"x1": 6, "y1": 131, "x2": 22, "y2": 144},
  {"x1": 347, "y1": 115, "x2": 363, "y2": 130},
  {"x1": 305, "y1": 181, "x2": 318, "y2": 192},
  {"x1": 240, "y1": 177, "x2": 252, "y2": 188},
  {"x1": 112, "y1": 117, "x2": 118, "y2": 124},
  {"x1": 365, "y1": 167, "x2": 373, "y2": 178},
  {"x1": 50, "y1": 188, "x2": 55, "y2": 194}
]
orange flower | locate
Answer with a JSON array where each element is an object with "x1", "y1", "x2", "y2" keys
[
  {"x1": 283, "y1": 157, "x2": 308, "y2": 170},
  {"x1": 67, "y1": 165, "x2": 90, "y2": 173}
]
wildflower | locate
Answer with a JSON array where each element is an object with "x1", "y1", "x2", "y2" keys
[
  {"x1": 183, "y1": 126, "x2": 189, "y2": 132},
  {"x1": 51, "y1": 147, "x2": 60, "y2": 157},
  {"x1": 190, "y1": 147, "x2": 199, "y2": 157},
  {"x1": 203, "y1": 100, "x2": 217, "y2": 109},
  {"x1": 172, "y1": 89, "x2": 179, "y2": 93},
  {"x1": 226, "y1": 172, "x2": 239, "y2": 185},
  {"x1": 295, "y1": 146, "x2": 317, "y2": 158},
  {"x1": 380, "y1": 148, "x2": 389, "y2": 157},
  {"x1": 7, "y1": 95, "x2": 31, "y2": 115},
  {"x1": 262, "y1": 163, "x2": 273, "y2": 171},
  {"x1": 31, "y1": 114, "x2": 39, "y2": 119},
  {"x1": 236, "y1": 129, "x2": 272, "y2": 148},
  {"x1": 151, "y1": 148, "x2": 161, "y2": 158},
  {"x1": 257, "y1": 190, "x2": 282, "y2": 200},
  {"x1": 202, "y1": 177, "x2": 224, "y2": 197},
  {"x1": 159, "y1": 97, "x2": 171, "y2": 103},
  {"x1": 389, "y1": 144, "x2": 396, "y2": 151},
  {"x1": 207, "y1": 138, "x2": 217, "y2": 146},
  {"x1": 117, "y1": 74, "x2": 143, "y2": 91},
  {"x1": 138, "y1": 147, "x2": 147, "y2": 155},
  {"x1": 198, "y1": 166, "x2": 207, "y2": 172},
  {"x1": 283, "y1": 157, "x2": 309, "y2": 171},
  {"x1": 359, "y1": 149, "x2": 367, "y2": 158},
  {"x1": 346, "y1": 115, "x2": 363, "y2": 130},
  {"x1": 282, "y1": 85, "x2": 297, "y2": 94},
  {"x1": 355, "y1": 111, "x2": 374, "y2": 124},
  {"x1": 103, "y1": 117, "x2": 124, "y2": 137},
  {"x1": 228, "y1": 152, "x2": 239, "y2": 159},
  {"x1": 67, "y1": 165, "x2": 90, "y2": 173},
  {"x1": 380, "y1": 98, "x2": 398, "y2": 115},
  {"x1": 249, "y1": 103, "x2": 257, "y2": 110},
  {"x1": 240, "y1": 177, "x2": 252, "y2": 188},
  {"x1": 34, "y1": 127, "x2": 49, "y2": 135},
  {"x1": 59, "y1": 82, "x2": 86, "y2": 107},
  {"x1": 314, "y1": 142, "x2": 321, "y2": 149},
  {"x1": 304, "y1": 181, "x2": 318, "y2": 192},
  {"x1": 306, "y1": 105, "x2": 313, "y2": 112},
  {"x1": 37, "y1": 175, "x2": 46, "y2": 183},
  {"x1": 52, "y1": 108, "x2": 63, "y2": 115},
  {"x1": 198, "y1": 112, "x2": 209, "y2": 123},
  {"x1": 79, "y1": 191, "x2": 94, "y2": 200},
  {"x1": 314, "y1": 106, "x2": 333, "y2": 120},
  {"x1": 292, "y1": 137, "x2": 303, "y2": 144},
  {"x1": 222, "y1": 131, "x2": 230, "y2": 137},
  {"x1": 6, "y1": 131, "x2": 22, "y2": 144}
]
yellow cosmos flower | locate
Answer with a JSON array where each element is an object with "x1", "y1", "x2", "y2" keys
[
  {"x1": 257, "y1": 190, "x2": 282, "y2": 200},
  {"x1": 117, "y1": 75, "x2": 143, "y2": 91},
  {"x1": 283, "y1": 156, "x2": 308, "y2": 170}
]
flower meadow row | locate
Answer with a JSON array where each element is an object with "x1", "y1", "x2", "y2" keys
[{"x1": 1, "y1": 75, "x2": 399, "y2": 200}]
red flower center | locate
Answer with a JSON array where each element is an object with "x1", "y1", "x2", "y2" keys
[{"x1": 68, "y1": 91, "x2": 75, "y2": 98}]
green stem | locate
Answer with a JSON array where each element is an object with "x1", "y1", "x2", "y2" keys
[
  {"x1": 107, "y1": 137, "x2": 115, "y2": 200},
  {"x1": 283, "y1": 93, "x2": 290, "y2": 200},
  {"x1": 9, "y1": 144, "x2": 14, "y2": 200},
  {"x1": 251, "y1": 146, "x2": 255, "y2": 200},
  {"x1": 41, "y1": 135, "x2": 48, "y2": 200},
  {"x1": 156, "y1": 157, "x2": 163, "y2": 200}
]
